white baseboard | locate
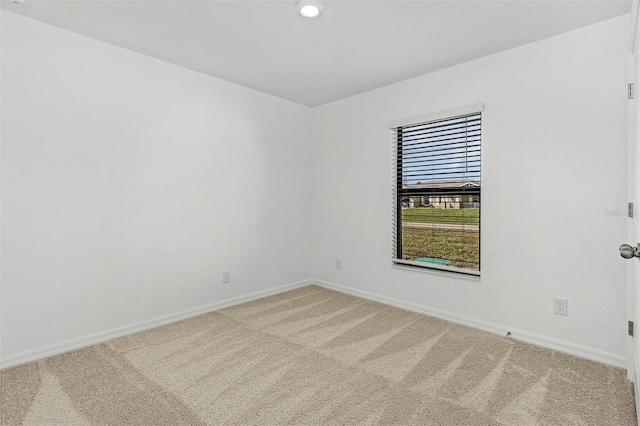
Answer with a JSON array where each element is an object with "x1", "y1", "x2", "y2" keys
[
  {"x1": 0, "y1": 279, "x2": 314, "y2": 369},
  {"x1": 313, "y1": 279, "x2": 628, "y2": 369},
  {"x1": 1, "y1": 278, "x2": 629, "y2": 372}
]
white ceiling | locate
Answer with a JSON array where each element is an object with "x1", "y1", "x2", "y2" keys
[{"x1": 1, "y1": 1, "x2": 632, "y2": 106}]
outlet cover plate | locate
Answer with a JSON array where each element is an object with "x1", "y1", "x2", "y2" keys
[{"x1": 553, "y1": 298, "x2": 567, "y2": 315}]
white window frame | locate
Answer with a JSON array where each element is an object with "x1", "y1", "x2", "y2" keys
[{"x1": 390, "y1": 103, "x2": 484, "y2": 277}]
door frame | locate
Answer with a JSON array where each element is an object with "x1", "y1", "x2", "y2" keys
[{"x1": 626, "y1": 1, "x2": 640, "y2": 422}]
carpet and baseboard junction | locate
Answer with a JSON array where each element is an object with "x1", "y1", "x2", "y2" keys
[{"x1": 1, "y1": 285, "x2": 637, "y2": 425}]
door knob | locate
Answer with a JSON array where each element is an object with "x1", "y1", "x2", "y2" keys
[{"x1": 619, "y1": 243, "x2": 640, "y2": 259}]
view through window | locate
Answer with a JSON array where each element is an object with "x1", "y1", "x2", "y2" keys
[{"x1": 392, "y1": 107, "x2": 482, "y2": 274}]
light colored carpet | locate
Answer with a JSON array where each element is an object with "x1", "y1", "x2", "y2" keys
[{"x1": 1, "y1": 285, "x2": 637, "y2": 425}]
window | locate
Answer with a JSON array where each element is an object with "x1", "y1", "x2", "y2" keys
[{"x1": 391, "y1": 104, "x2": 483, "y2": 276}]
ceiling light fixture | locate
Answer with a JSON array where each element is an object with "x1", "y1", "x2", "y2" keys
[{"x1": 296, "y1": 0, "x2": 324, "y2": 18}]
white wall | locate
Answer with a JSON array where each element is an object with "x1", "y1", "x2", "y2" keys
[
  {"x1": 1, "y1": 11, "x2": 312, "y2": 359},
  {"x1": 311, "y1": 16, "x2": 630, "y2": 358},
  {"x1": 1, "y1": 10, "x2": 632, "y2": 366}
]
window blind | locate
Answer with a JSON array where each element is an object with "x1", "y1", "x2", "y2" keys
[{"x1": 392, "y1": 108, "x2": 482, "y2": 274}]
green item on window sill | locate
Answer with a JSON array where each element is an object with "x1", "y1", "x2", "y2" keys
[{"x1": 415, "y1": 257, "x2": 452, "y2": 265}]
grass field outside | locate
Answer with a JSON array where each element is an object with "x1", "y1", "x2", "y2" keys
[
  {"x1": 401, "y1": 207, "x2": 479, "y2": 226},
  {"x1": 401, "y1": 226, "x2": 479, "y2": 270}
]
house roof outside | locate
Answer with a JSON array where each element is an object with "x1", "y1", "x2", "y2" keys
[{"x1": 406, "y1": 180, "x2": 480, "y2": 190}]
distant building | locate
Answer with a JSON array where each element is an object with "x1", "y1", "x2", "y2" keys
[{"x1": 402, "y1": 180, "x2": 480, "y2": 209}]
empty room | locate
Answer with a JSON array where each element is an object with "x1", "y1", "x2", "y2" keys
[{"x1": 1, "y1": 0, "x2": 639, "y2": 424}]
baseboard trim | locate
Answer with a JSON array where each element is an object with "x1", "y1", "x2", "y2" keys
[
  {"x1": 0, "y1": 279, "x2": 314, "y2": 369},
  {"x1": 1, "y1": 278, "x2": 628, "y2": 371},
  {"x1": 313, "y1": 279, "x2": 627, "y2": 369}
]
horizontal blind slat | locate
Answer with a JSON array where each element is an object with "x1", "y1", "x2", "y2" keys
[
  {"x1": 400, "y1": 118, "x2": 481, "y2": 138},
  {"x1": 401, "y1": 138, "x2": 481, "y2": 151},
  {"x1": 400, "y1": 132, "x2": 480, "y2": 144},
  {"x1": 399, "y1": 113, "x2": 481, "y2": 132},
  {"x1": 398, "y1": 149, "x2": 481, "y2": 164}
]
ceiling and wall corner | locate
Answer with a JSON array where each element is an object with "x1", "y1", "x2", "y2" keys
[{"x1": 0, "y1": 0, "x2": 632, "y2": 107}]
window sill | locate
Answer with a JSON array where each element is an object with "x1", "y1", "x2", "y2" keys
[{"x1": 391, "y1": 261, "x2": 481, "y2": 282}]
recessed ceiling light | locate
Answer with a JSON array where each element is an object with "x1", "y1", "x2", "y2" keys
[{"x1": 296, "y1": 0, "x2": 324, "y2": 18}]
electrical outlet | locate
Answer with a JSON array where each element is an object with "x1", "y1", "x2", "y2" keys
[
  {"x1": 553, "y1": 298, "x2": 567, "y2": 316},
  {"x1": 223, "y1": 271, "x2": 231, "y2": 283},
  {"x1": 336, "y1": 259, "x2": 342, "y2": 270}
]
